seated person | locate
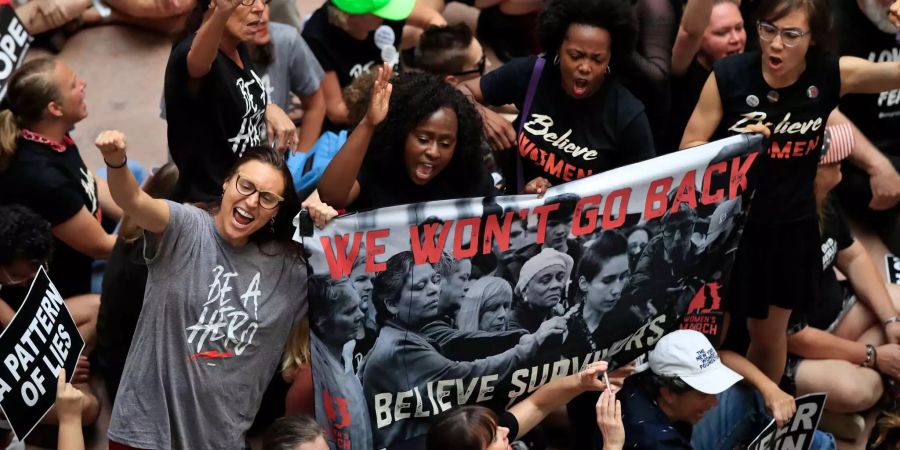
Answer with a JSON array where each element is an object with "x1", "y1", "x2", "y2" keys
[
  {"x1": 782, "y1": 138, "x2": 900, "y2": 416},
  {"x1": 408, "y1": 23, "x2": 486, "y2": 85},
  {"x1": 0, "y1": 205, "x2": 100, "y2": 427},
  {"x1": 622, "y1": 330, "x2": 833, "y2": 450},
  {"x1": 302, "y1": 0, "x2": 443, "y2": 131},
  {"x1": 263, "y1": 415, "x2": 329, "y2": 450}
]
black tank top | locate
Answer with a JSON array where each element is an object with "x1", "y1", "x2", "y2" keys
[{"x1": 712, "y1": 52, "x2": 840, "y2": 225}]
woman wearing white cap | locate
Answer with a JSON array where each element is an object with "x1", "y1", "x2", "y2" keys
[
  {"x1": 621, "y1": 330, "x2": 833, "y2": 449},
  {"x1": 508, "y1": 247, "x2": 574, "y2": 334}
]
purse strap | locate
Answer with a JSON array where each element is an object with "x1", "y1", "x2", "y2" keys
[{"x1": 515, "y1": 56, "x2": 546, "y2": 193}]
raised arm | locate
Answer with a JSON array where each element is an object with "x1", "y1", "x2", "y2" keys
[
  {"x1": 839, "y1": 56, "x2": 900, "y2": 96},
  {"x1": 509, "y1": 361, "x2": 608, "y2": 435},
  {"x1": 670, "y1": 0, "x2": 715, "y2": 75},
  {"x1": 94, "y1": 131, "x2": 169, "y2": 235},
  {"x1": 317, "y1": 64, "x2": 392, "y2": 208},
  {"x1": 680, "y1": 74, "x2": 724, "y2": 148},
  {"x1": 186, "y1": 0, "x2": 241, "y2": 78}
]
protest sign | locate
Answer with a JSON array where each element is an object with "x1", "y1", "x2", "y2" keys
[
  {"x1": 749, "y1": 393, "x2": 828, "y2": 450},
  {"x1": 0, "y1": 266, "x2": 85, "y2": 440},
  {"x1": 297, "y1": 134, "x2": 764, "y2": 449},
  {"x1": 0, "y1": 3, "x2": 30, "y2": 99},
  {"x1": 886, "y1": 255, "x2": 900, "y2": 285}
]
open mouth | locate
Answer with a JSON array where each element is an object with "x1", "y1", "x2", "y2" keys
[
  {"x1": 414, "y1": 163, "x2": 435, "y2": 182},
  {"x1": 232, "y1": 206, "x2": 255, "y2": 228},
  {"x1": 768, "y1": 55, "x2": 784, "y2": 71},
  {"x1": 573, "y1": 78, "x2": 590, "y2": 96}
]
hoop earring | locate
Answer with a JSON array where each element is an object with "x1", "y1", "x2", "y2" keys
[
  {"x1": 553, "y1": 54, "x2": 560, "y2": 65},
  {"x1": 606, "y1": 66, "x2": 611, "y2": 74},
  {"x1": 269, "y1": 218, "x2": 275, "y2": 234}
]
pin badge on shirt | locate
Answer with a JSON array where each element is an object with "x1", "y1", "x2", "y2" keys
[
  {"x1": 807, "y1": 85, "x2": 819, "y2": 99},
  {"x1": 746, "y1": 95, "x2": 760, "y2": 107},
  {"x1": 381, "y1": 45, "x2": 399, "y2": 66},
  {"x1": 374, "y1": 26, "x2": 395, "y2": 50},
  {"x1": 767, "y1": 90, "x2": 780, "y2": 103}
]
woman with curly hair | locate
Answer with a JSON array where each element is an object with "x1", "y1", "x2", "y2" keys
[
  {"x1": 458, "y1": 0, "x2": 656, "y2": 194},
  {"x1": 318, "y1": 66, "x2": 495, "y2": 210}
]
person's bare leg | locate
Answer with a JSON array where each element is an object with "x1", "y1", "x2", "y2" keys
[
  {"x1": 103, "y1": 0, "x2": 195, "y2": 19},
  {"x1": 747, "y1": 306, "x2": 792, "y2": 382},
  {"x1": 81, "y1": 7, "x2": 191, "y2": 35},
  {"x1": 795, "y1": 359, "x2": 883, "y2": 413}
]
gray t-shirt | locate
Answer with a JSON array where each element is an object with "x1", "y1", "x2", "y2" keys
[
  {"x1": 260, "y1": 22, "x2": 324, "y2": 111},
  {"x1": 108, "y1": 201, "x2": 308, "y2": 449}
]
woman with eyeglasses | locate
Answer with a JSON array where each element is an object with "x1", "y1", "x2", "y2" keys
[
  {"x1": 95, "y1": 131, "x2": 308, "y2": 450},
  {"x1": 164, "y1": 0, "x2": 297, "y2": 204},
  {"x1": 680, "y1": 0, "x2": 900, "y2": 385}
]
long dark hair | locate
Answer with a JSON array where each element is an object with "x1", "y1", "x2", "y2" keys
[
  {"x1": 365, "y1": 72, "x2": 487, "y2": 200},
  {"x1": 214, "y1": 147, "x2": 302, "y2": 256},
  {"x1": 426, "y1": 406, "x2": 498, "y2": 450}
]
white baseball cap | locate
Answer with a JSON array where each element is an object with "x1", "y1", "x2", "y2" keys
[{"x1": 648, "y1": 330, "x2": 743, "y2": 395}]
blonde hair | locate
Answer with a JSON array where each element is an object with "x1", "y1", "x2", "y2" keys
[
  {"x1": 0, "y1": 58, "x2": 61, "y2": 172},
  {"x1": 281, "y1": 319, "x2": 311, "y2": 380}
]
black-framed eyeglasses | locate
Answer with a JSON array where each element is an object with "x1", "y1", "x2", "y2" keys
[
  {"x1": 240, "y1": 0, "x2": 272, "y2": 7},
  {"x1": 235, "y1": 173, "x2": 284, "y2": 209},
  {"x1": 452, "y1": 54, "x2": 486, "y2": 77},
  {"x1": 756, "y1": 21, "x2": 810, "y2": 48}
]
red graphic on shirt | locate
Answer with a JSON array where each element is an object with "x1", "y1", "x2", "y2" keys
[
  {"x1": 518, "y1": 134, "x2": 594, "y2": 182},
  {"x1": 189, "y1": 350, "x2": 234, "y2": 360},
  {"x1": 323, "y1": 388, "x2": 353, "y2": 449}
]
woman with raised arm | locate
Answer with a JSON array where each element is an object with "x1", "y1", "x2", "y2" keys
[
  {"x1": 164, "y1": 0, "x2": 297, "y2": 203},
  {"x1": 680, "y1": 0, "x2": 900, "y2": 385},
  {"x1": 317, "y1": 66, "x2": 495, "y2": 211},
  {"x1": 96, "y1": 131, "x2": 308, "y2": 450}
]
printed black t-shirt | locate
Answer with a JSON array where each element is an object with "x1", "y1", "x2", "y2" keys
[
  {"x1": 834, "y1": 0, "x2": 900, "y2": 155},
  {"x1": 712, "y1": 52, "x2": 840, "y2": 224},
  {"x1": 663, "y1": 59, "x2": 711, "y2": 153},
  {"x1": 0, "y1": 135, "x2": 100, "y2": 306},
  {"x1": 301, "y1": 5, "x2": 404, "y2": 89},
  {"x1": 789, "y1": 196, "x2": 855, "y2": 329},
  {"x1": 164, "y1": 34, "x2": 268, "y2": 203},
  {"x1": 348, "y1": 159, "x2": 497, "y2": 212},
  {"x1": 480, "y1": 56, "x2": 656, "y2": 188}
]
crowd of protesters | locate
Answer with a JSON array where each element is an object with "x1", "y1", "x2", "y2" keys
[{"x1": 3, "y1": 0, "x2": 900, "y2": 447}]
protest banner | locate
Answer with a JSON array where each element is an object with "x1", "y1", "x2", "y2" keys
[
  {"x1": 297, "y1": 134, "x2": 764, "y2": 449},
  {"x1": 749, "y1": 393, "x2": 828, "y2": 450},
  {"x1": 0, "y1": 3, "x2": 30, "y2": 99},
  {"x1": 0, "y1": 266, "x2": 85, "y2": 441},
  {"x1": 886, "y1": 255, "x2": 900, "y2": 285}
]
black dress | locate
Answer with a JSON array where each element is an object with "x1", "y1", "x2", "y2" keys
[{"x1": 712, "y1": 52, "x2": 840, "y2": 319}]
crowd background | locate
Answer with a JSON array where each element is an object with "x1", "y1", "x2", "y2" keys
[{"x1": 3, "y1": 0, "x2": 900, "y2": 447}]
